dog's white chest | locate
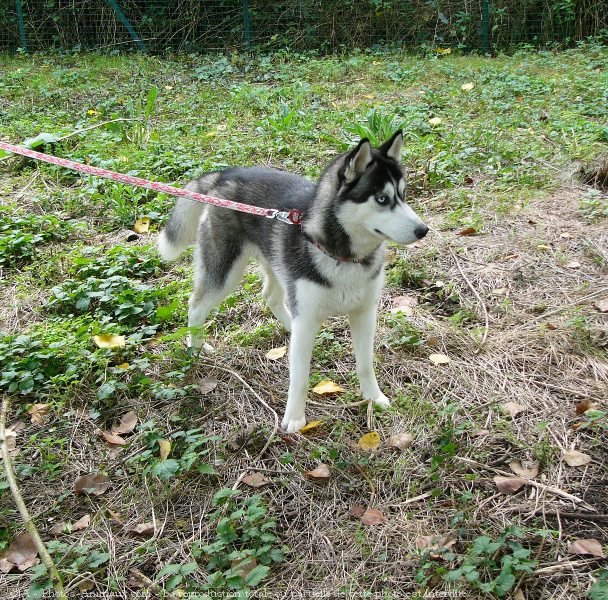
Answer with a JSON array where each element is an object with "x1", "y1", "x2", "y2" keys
[{"x1": 295, "y1": 265, "x2": 383, "y2": 318}]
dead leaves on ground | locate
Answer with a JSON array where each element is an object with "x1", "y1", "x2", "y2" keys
[
  {"x1": 568, "y1": 538, "x2": 606, "y2": 558},
  {"x1": 242, "y1": 472, "x2": 271, "y2": 488},
  {"x1": 28, "y1": 403, "x2": 50, "y2": 425},
  {"x1": 390, "y1": 295, "x2": 418, "y2": 316},
  {"x1": 100, "y1": 410, "x2": 138, "y2": 448},
  {"x1": 0, "y1": 533, "x2": 39, "y2": 573},
  {"x1": 348, "y1": 505, "x2": 387, "y2": 526},
  {"x1": 304, "y1": 463, "x2": 331, "y2": 482},
  {"x1": 428, "y1": 353, "x2": 451, "y2": 366},
  {"x1": 594, "y1": 298, "x2": 608, "y2": 313},
  {"x1": 386, "y1": 432, "x2": 414, "y2": 450},
  {"x1": 265, "y1": 346, "x2": 287, "y2": 360},
  {"x1": 562, "y1": 448, "x2": 592, "y2": 467},
  {"x1": 50, "y1": 514, "x2": 91, "y2": 536},
  {"x1": 357, "y1": 431, "x2": 381, "y2": 451},
  {"x1": 494, "y1": 476, "x2": 527, "y2": 494},
  {"x1": 500, "y1": 402, "x2": 528, "y2": 418},
  {"x1": 509, "y1": 460, "x2": 540, "y2": 479},
  {"x1": 75, "y1": 473, "x2": 110, "y2": 496},
  {"x1": 312, "y1": 380, "x2": 344, "y2": 395}
]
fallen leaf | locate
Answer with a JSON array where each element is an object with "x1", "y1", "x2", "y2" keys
[
  {"x1": 415, "y1": 532, "x2": 457, "y2": 551},
  {"x1": 112, "y1": 411, "x2": 138, "y2": 435},
  {"x1": 562, "y1": 449, "x2": 592, "y2": 467},
  {"x1": 158, "y1": 439, "x2": 171, "y2": 461},
  {"x1": 49, "y1": 522, "x2": 69, "y2": 536},
  {"x1": 299, "y1": 420, "x2": 324, "y2": 434},
  {"x1": 565, "y1": 260, "x2": 581, "y2": 269},
  {"x1": 93, "y1": 334, "x2": 125, "y2": 349},
  {"x1": 196, "y1": 378, "x2": 218, "y2": 395},
  {"x1": 390, "y1": 295, "x2": 418, "y2": 316},
  {"x1": 575, "y1": 400, "x2": 598, "y2": 415},
  {"x1": 491, "y1": 287, "x2": 508, "y2": 296},
  {"x1": 242, "y1": 472, "x2": 271, "y2": 488},
  {"x1": 74, "y1": 473, "x2": 110, "y2": 496},
  {"x1": 429, "y1": 117, "x2": 442, "y2": 126},
  {"x1": 470, "y1": 428, "x2": 490, "y2": 437},
  {"x1": 133, "y1": 217, "x2": 151, "y2": 234},
  {"x1": 358, "y1": 431, "x2": 381, "y2": 451},
  {"x1": 494, "y1": 476, "x2": 527, "y2": 494},
  {"x1": 100, "y1": 431, "x2": 126, "y2": 446},
  {"x1": 500, "y1": 402, "x2": 527, "y2": 418},
  {"x1": 436, "y1": 47, "x2": 452, "y2": 55},
  {"x1": 567, "y1": 538, "x2": 605, "y2": 558},
  {"x1": 231, "y1": 557, "x2": 257, "y2": 578},
  {"x1": 360, "y1": 508, "x2": 387, "y2": 525},
  {"x1": 536, "y1": 244, "x2": 551, "y2": 251},
  {"x1": 513, "y1": 589, "x2": 526, "y2": 600},
  {"x1": 457, "y1": 226, "x2": 477, "y2": 236},
  {"x1": 116, "y1": 362, "x2": 130, "y2": 369},
  {"x1": 429, "y1": 353, "x2": 450, "y2": 365},
  {"x1": 509, "y1": 460, "x2": 540, "y2": 479},
  {"x1": 0, "y1": 434, "x2": 17, "y2": 458},
  {"x1": 72, "y1": 514, "x2": 91, "y2": 531},
  {"x1": 349, "y1": 505, "x2": 367, "y2": 518},
  {"x1": 130, "y1": 522, "x2": 155, "y2": 537},
  {"x1": 0, "y1": 533, "x2": 39, "y2": 572},
  {"x1": 28, "y1": 403, "x2": 50, "y2": 425},
  {"x1": 312, "y1": 380, "x2": 345, "y2": 395},
  {"x1": 265, "y1": 346, "x2": 287, "y2": 360},
  {"x1": 594, "y1": 298, "x2": 608, "y2": 313},
  {"x1": 560, "y1": 232, "x2": 573, "y2": 239},
  {"x1": 386, "y1": 432, "x2": 413, "y2": 450},
  {"x1": 304, "y1": 463, "x2": 331, "y2": 482},
  {"x1": 461, "y1": 82, "x2": 475, "y2": 91}
]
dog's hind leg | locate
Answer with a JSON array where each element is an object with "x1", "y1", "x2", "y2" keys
[
  {"x1": 349, "y1": 306, "x2": 390, "y2": 408},
  {"x1": 261, "y1": 267, "x2": 292, "y2": 332},
  {"x1": 188, "y1": 232, "x2": 249, "y2": 353}
]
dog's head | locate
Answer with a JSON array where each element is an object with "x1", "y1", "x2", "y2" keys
[{"x1": 334, "y1": 131, "x2": 428, "y2": 245}]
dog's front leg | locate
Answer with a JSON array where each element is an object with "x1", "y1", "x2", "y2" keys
[
  {"x1": 349, "y1": 306, "x2": 390, "y2": 408},
  {"x1": 281, "y1": 316, "x2": 320, "y2": 432}
]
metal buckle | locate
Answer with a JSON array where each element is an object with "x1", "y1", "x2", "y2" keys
[{"x1": 274, "y1": 209, "x2": 302, "y2": 225}]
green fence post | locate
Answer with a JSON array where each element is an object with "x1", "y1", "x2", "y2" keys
[
  {"x1": 242, "y1": 0, "x2": 252, "y2": 49},
  {"x1": 15, "y1": 0, "x2": 28, "y2": 51},
  {"x1": 105, "y1": 0, "x2": 146, "y2": 51},
  {"x1": 481, "y1": 0, "x2": 490, "y2": 53}
]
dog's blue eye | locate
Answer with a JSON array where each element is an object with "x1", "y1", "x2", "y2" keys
[{"x1": 376, "y1": 194, "x2": 389, "y2": 205}]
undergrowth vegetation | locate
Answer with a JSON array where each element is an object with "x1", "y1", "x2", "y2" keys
[{"x1": 0, "y1": 45, "x2": 607, "y2": 598}]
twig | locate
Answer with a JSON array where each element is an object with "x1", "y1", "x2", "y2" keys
[
  {"x1": 509, "y1": 506, "x2": 608, "y2": 522},
  {"x1": 451, "y1": 250, "x2": 489, "y2": 353},
  {"x1": 454, "y1": 456, "x2": 596, "y2": 511},
  {"x1": 0, "y1": 396, "x2": 67, "y2": 599},
  {"x1": 526, "y1": 287, "x2": 608, "y2": 324},
  {"x1": 129, "y1": 567, "x2": 181, "y2": 600},
  {"x1": 533, "y1": 559, "x2": 600, "y2": 575},
  {"x1": 201, "y1": 362, "x2": 279, "y2": 461},
  {"x1": 56, "y1": 118, "x2": 137, "y2": 142}
]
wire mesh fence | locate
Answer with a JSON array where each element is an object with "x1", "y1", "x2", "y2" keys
[{"x1": 1, "y1": 1, "x2": 607, "y2": 54}]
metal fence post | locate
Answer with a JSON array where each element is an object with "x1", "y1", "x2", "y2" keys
[
  {"x1": 15, "y1": 0, "x2": 28, "y2": 51},
  {"x1": 481, "y1": 0, "x2": 490, "y2": 53},
  {"x1": 242, "y1": 0, "x2": 252, "y2": 49},
  {"x1": 105, "y1": 0, "x2": 146, "y2": 51}
]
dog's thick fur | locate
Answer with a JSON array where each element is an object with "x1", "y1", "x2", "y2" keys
[{"x1": 158, "y1": 132, "x2": 428, "y2": 431}]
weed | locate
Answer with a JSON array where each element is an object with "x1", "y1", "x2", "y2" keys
[
  {"x1": 190, "y1": 489, "x2": 284, "y2": 595},
  {"x1": 579, "y1": 189, "x2": 608, "y2": 222}
]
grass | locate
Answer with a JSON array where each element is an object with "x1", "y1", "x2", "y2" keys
[{"x1": 1, "y1": 45, "x2": 607, "y2": 599}]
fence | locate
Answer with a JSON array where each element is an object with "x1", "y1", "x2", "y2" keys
[{"x1": 1, "y1": 1, "x2": 607, "y2": 54}]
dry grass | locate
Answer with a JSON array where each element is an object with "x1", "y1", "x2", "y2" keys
[{"x1": 2, "y1": 182, "x2": 607, "y2": 599}]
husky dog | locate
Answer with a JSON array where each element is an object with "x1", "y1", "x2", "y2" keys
[{"x1": 158, "y1": 132, "x2": 428, "y2": 432}]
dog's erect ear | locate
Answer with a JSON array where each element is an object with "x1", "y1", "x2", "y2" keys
[
  {"x1": 342, "y1": 138, "x2": 373, "y2": 183},
  {"x1": 379, "y1": 130, "x2": 403, "y2": 162}
]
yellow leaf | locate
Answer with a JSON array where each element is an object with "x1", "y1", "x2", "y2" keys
[
  {"x1": 536, "y1": 244, "x2": 551, "y2": 251},
  {"x1": 461, "y1": 82, "x2": 475, "y2": 91},
  {"x1": 429, "y1": 353, "x2": 450, "y2": 365},
  {"x1": 28, "y1": 403, "x2": 51, "y2": 425},
  {"x1": 133, "y1": 217, "x2": 151, "y2": 234},
  {"x1": 429, "y1": 117, "x2": 442, "y2": 126},
  {"x1": 436, "y1": 47, "x2": 452, "y2": 55},
  {"x1": 158, "y1": 439, "x2": 171, "y2": 461},
  {"x1": 358, "y1": 431, "x2": 381, "y2": 450},
  {"x1": 299, "y1": 420, "x2": 324, "y2": 434},
  {"x1": 265, "y1": 346, "x2": 287, "y2": 360},
  {"x1": 312, "y1": 380, "x2": 345, "y2": 395},
  {"x1": 116, "y1": 363, "x2": 130, "y2": 369},
  {"x1": 93, "y1": 334, "x2": 125, "y2": 349}
]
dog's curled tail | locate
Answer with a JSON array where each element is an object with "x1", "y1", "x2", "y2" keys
[{"x1": 157, "y1": 182, "x2": 206, "y2": 262}]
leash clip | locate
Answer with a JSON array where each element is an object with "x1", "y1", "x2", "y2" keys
[{"x1": 274, "y1": 209, "x2": 302, "y2": 225}]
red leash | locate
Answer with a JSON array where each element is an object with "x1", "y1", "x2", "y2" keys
[{"x1": 0, "y1": 141, "x2": 303, "y2": 225}]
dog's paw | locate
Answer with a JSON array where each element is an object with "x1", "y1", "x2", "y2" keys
[
  {"x1": 187, "y1": 335, "x2": 214, "y2": 356},
  {"x1": 372, "y1": 392, "x2": 390, "y2": 408},
  {"x1": 281, "y1": 414, "x2": 306, "y2": 433}
]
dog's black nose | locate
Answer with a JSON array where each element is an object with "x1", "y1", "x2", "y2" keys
[{"x1": 414, "y1": 224, "x2": 429, "y2": 239}]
